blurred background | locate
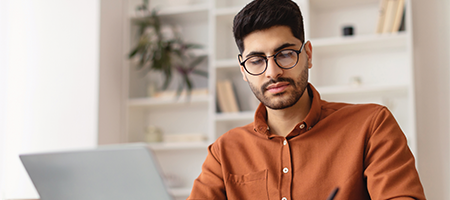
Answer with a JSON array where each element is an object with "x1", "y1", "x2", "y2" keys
[{"x1": 0, "y1": 0, "x2": 449, "y2": 199}]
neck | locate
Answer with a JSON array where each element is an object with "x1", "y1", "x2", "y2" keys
[{"x1": 266, "y1": 88, "x2": 312, "y2": 137}]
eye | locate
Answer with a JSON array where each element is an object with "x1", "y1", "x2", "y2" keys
[
  {"x1": 277, "y1": 50, "x2": 296, "y2": 59},
  {"x1": 247, "y1": 56, "x2": 265, "y2": 66}
]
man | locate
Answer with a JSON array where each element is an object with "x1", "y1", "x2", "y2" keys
[{"x1": 188, "y1": 0, "x2": 426, "y2": 199}]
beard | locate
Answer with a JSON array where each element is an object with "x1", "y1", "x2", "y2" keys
[{"x1": 248, "y1": 60, "x2": 309, "y2": 110}]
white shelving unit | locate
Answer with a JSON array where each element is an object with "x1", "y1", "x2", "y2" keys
[
  {"x1": 121, "y1": 0, "x2": 416, "y2": 199},
  {"x1": 307, "y1": 0, "x2": 417, "y2": 153}
]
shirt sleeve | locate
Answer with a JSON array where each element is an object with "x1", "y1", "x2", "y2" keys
[
  {"x1": 364, "y1": 107, "x2": 426, "y2": 200},
  {"x1": 187, "y1": 143, "x2": 227, "y2": 200}
]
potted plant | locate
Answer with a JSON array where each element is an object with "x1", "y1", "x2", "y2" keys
[{"x1": 128, "y1": 9, "x2": 208, "y2": 98}]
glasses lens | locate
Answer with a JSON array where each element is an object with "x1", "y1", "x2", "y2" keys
[
  {"x1": 276, "y1": 50, "x2": 298, "y2": 69},
  {"x1": 245, "y1": 56, "x2": 266, "y2": 75}
]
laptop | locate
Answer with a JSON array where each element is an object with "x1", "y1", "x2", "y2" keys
[{"x1": 20, "y1": 143, "x2": 174, "y2": 200}]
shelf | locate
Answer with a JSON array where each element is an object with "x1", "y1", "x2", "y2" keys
[
  {"x1": 215, "y1": 59, "x2": 239, "y2": 69},
  {"x1": 131, "y1": 4, "x2": 209, "y2": 18},
  {"x1": 215, "y1": 0, "x2": 248, "y2": 10},
  {"x1": 215, "y1": 6, "x2": 241, "y2": 16},
  {"x1": 316, "y1": 84, "x2": 409, "y2": 97},
  {"x1": 214, "y1": 85, "x2": 408, "y2": 119},
  {"x1": 130, "y1": 4, "x2": 209, "y2": 24},
  {"x1": 215, "y1": 111, "x2": 254, "y2": 122},
  {"x1": 128, "y1": 94, "x2": 209, "y2": 107},
  {"x1": 157, "y1": 4, "x2": 209, "y2": 16},
  {"x1": 310, "y1": 32, "x2": 408, "y2": 53},
  {"x1": 168, "y1": 187, "x2": 191, "y2": 197},
  {"x1": 149, "y1": 142, "x2": 210, "y2": 151},
  {"x1": 311, "y1": 0, "x2": 379, "y2": 10}
]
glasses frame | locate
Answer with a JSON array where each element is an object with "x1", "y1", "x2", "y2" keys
[{"x1": 238, "y1": 42, "x2": 306, "y2": 76}]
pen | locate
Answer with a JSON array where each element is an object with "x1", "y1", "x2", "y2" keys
[{"x1": 326, "y1": 187, "x2": 339, "y2": 200}]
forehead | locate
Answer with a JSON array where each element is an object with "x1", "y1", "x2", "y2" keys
[{"x1": 242, "y1": 26, "x2": 300, "y2": 55}]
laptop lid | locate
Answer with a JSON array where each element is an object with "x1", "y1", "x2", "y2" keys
[{"x1": 19, "y1": 143, "x2": 174, "y2": 200}]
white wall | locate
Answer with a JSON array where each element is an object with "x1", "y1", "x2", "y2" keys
[
  {"x1": 0, "y1": 0, "x2": 100, "y2": 199},
  {"x1": 0, "y1": 0, "x2": 8, "y2": 197},
  {"x1": 412, "y1": 0, "x2": 450, "y2": 199}
]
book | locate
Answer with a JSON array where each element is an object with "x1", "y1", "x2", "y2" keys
[
  {"x1": 398, "y1": 7, "x2": 406, "y2": 32},
  {"x1": 376, "y1": 0, "x2": 389, "y2": 34},
  {"x1": 216, "y1": 80, "x2": 230, "y2": 112},
  {"x1": 223, "y1": 80, "x2": 239, "y2": 112},
  {"x1": 381, "y1": 0, "x2": 398, "y2": 33},
  {"x1": 377, "y1": 0, "x2": 406, "y2": 34},
  {"x1": 391, "y1": 0, "x2": 405, "y2": 32},
  {"x1": 216, "y1": 80, "x2": 240, "y2": 113}
]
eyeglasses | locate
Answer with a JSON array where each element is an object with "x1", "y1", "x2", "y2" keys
[{"x1": 238, "y1": 42, "x2": 306, "y2": 76}]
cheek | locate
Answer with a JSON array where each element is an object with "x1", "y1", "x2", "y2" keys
[{"x1": 246, "y1": 77, "x2": 264, "y2": 87}]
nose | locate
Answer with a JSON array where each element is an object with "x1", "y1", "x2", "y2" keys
[{"x1": 265, "y1": 56, "x2": 283, "y2": 79}]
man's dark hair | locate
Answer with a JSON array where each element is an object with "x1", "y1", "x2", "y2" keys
[{"x1": 233, "y1": 0, "x2": 305, "y2": 54}]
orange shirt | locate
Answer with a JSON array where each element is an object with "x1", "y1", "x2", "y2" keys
[{"x1": 188, "y1": 84, "x2": 425, "y2": 200}]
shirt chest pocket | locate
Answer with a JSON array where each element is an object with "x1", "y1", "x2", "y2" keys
[{"x1": 226, "y1": 169, "x2": 269, "y2": 200}]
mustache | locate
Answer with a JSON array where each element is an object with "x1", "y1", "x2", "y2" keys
[{"x1": 261, "y1": 77, "x2": 296, "y2": 92}]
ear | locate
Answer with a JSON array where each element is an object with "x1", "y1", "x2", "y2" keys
[
  {"x1": 305, "y1": 41, "x2": 313, "y2": 69},
  {"x1": 238, "y1": 55, "x2": 248, "y2": 82}
]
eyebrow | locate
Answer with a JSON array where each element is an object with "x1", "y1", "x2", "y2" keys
[{"x1": 245, "y1": 43, "x2": 297, "y2": 58}]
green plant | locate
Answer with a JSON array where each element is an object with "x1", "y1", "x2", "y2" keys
[
  {"x1": 135, "y1": 0, "x2": 149, "y2": 15},
  {"x1": 128, "y1": 10, "x2": 208, "y2": 97}
]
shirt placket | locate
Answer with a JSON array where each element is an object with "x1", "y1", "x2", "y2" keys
[
  {"x1": 280, "y1": 138, "x2": 292, "y2": 200},
  {"x1": 279, "y1": 122, "x2": 309, "y2": 200}
]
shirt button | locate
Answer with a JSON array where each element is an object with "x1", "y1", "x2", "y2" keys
[
  {"x1": 282, "y1": 197, "x2": 287, "y2": 200},
  {"x1": 283, "y1": 140, "x2": 287, "y2": 145},
  {"x1": 283, "y1": 167, "x2": 289, "y2": 173},
  {"x1": 299, "y1": 124, "x2": 305, "y2": 129}
]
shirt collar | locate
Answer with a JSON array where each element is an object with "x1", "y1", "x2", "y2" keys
[{"x1": 253, "y1": 83, "x2": 323, "y2": 138}]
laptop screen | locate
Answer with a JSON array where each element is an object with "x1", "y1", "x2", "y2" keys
[{"x1": 20, "y1": 143, "x2": 174, "y2": 200}]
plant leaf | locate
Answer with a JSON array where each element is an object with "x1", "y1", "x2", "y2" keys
[
  {"x1": 192, "y1": 69, "x2": 208, "y2": 77},
  {"x1": 184, "y1": 43, "x2": 203, "y2": 49},
  {"x1": 188, "y1": 55, "x2": 207, "y2": 70}
]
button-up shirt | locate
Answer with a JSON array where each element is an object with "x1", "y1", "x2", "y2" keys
[{"x1": 188, "y1": 84, "x2": 425, "y2": 200}]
